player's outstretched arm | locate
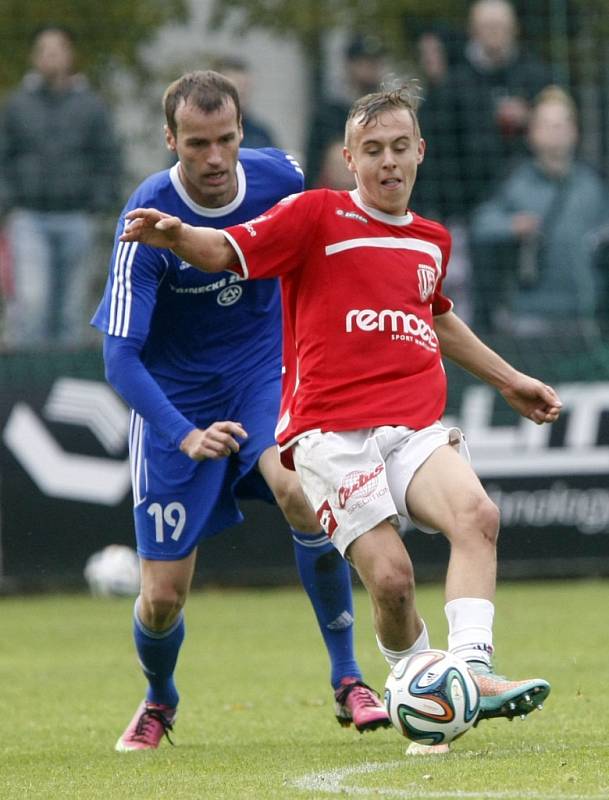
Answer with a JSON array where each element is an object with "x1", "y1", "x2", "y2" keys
[
  {"x1": 434, "y1": 310, "x2": 562, "y2": 425},
  {"x1": 180, "y1": 421, "x2": 248, "y2": 461},
  {"x1": 119, "y1": 207, "x2": 238, "y2": 273}
]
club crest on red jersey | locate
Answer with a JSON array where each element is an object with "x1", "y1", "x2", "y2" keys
[{"x1": 417, "y1": 264, "x2": 437, "y2": 303}]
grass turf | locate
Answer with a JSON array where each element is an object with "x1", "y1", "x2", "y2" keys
[{"x1": 1, "y1": 580, "x2": 608, "y2": 799}]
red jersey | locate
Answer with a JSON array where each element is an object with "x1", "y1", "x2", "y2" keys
[{"x1": 224, "y1": 188, "x2": 453, "y2": 466}]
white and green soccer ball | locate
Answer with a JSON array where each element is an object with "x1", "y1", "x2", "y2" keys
[{"x1": 384, "y1": 649, "x2": 480, "y2": 745}]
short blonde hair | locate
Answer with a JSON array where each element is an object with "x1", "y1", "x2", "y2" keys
[{"x1": 345, "y1": 81, "x2": 422, "y2": 146}]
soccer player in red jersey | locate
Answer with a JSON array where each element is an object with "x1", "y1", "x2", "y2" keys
[{"x1": 119, "y1": 83, "x2": 562, "y2": 752}]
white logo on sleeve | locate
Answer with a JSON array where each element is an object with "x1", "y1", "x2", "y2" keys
[{"x1": 345, "y1": 309, "x2": 438, "y2": 350}]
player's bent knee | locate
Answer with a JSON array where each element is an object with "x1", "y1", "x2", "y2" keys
[
  {"x1": 453, "y1": 494, "x2": 500, "y2": 547},
  {"x1": 139, "y1": 586, "x2": 186, "y2": 630},
  {"x1": 475, "y1": 496, "x2": 500, "y2": 544},
  {"x1": 369, "y1": 561, "x2": 416, "y2": 609}
]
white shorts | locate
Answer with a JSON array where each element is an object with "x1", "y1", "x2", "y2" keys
[{"x1": 293, "y1": 422, "x2": 469, "y2": 556}]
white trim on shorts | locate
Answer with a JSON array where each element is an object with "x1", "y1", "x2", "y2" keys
[{"x1": 293, "y1": 422, "x2": 469, "y2": 556}]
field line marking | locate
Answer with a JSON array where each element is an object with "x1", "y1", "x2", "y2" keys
[{"x1": 290, "y1": 760, "x2": 608, "y2": 799}]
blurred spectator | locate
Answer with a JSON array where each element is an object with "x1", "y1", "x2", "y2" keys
[
  {"x1": 314, "y1": 138, "x2": 356, "y2": 190},
  {"x1": 410, "y1": 25, "x2": 463, "y2": 221},
  {"x1": 449, "y1": 0, "x2": 555, "y2": 217},
  {"x1": 0, "y1": 24, "x2": 122, "y2": 350},
  {"x1": 417, "y1": 30, "x2": 448, "y2": 85},
  {"x1": 469, "y1": 86, "x2": 609, "y2": 338},
  {"x1": 408, "y1": 25, "x2": 473, "y2": 324},
  {"x1": 305, "y1": 34, "x2": 386, "y2": 187},
  {"x1": 210, "y1": 55, "x2": 277, "y2": 148}
]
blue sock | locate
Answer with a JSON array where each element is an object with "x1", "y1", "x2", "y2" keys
[
  {"x1": 133, "y1": 599, "x2": 184, "y2": 708},
  {"x1": 292, "y1": 530, "x2": 362, "y2": 689}
]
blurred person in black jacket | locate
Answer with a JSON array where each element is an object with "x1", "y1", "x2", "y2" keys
[
  {"x1": 448, "y1": 0, "x2": 555, "y2": 218},
  {"x1": 0, "y1": 24, "x2": 122, "y2": 349}
]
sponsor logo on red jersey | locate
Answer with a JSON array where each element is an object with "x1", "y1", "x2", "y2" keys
[
  {"x1": 345, "y1": 309, "x2": 438, "y2": 350},
  {"x1": 335, "y1": 208, "x2": 368, "y2": 224}
]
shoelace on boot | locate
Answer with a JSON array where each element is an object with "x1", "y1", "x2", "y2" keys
[
  {"x1": 336, "y1": 680, "x2": 381, "y2": 708},
  {"x1": 133, "y1": 706, "x2": 175, "y2": 746}
]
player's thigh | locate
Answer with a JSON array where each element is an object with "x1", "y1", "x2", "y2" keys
[
  {"x1": 405, "y1": 444, "x2": 490, "y2": 534},
  {"x1": 257, "y1": 445, "x2": 317, "y2": 526},
  {"x1": 256, "y1": 443, "x2": 288, "y2": 492}
]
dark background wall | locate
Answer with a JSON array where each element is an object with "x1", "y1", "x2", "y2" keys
[{"x1": 1, "y1": 341, "x2": 608, "y2": 592}]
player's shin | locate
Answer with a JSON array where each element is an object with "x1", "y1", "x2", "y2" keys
[{"x1": 133, "y1": 597, "x2": 185, "y2": 708}]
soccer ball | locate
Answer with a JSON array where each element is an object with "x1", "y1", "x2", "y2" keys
[
  {"x1": 84, "y1": 544, "x2": 140, "y2": 597},
  {"x1": 384, "y1": 649, "x2": 480, "y2": 745}
]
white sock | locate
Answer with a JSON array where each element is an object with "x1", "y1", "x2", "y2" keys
[
  {"x1": 377, "y1": 621, "x2": 430, "y2": 667},
  {"x1": 445, "y1": 597, "x2": 494, "y2": 666}
]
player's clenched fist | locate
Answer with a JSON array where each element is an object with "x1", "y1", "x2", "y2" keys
[{"x1": 179, "y1": 421, "x2": 248, "y2": 461}]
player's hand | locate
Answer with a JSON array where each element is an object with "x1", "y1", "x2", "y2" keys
[
  {"x1": 179, "y1": 422, "x2": 248, "y2": 461},
  {"x1": 499, "y1": 374, "x2": 562, "y2": 425},
  {"x1": 119, "y1": 207, "x2": 186, "y2": 249}
]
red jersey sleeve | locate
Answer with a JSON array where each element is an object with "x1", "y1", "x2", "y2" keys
[{"x1": 223, "y1": 190, "x2": 326, "y2": 280}]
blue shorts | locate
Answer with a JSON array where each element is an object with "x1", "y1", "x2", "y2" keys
[{"x1": 130, "y1": 375, "x2": 280, "y2": 560}]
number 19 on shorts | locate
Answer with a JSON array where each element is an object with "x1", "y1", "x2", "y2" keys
[{"x1": 147, "y1": 502, "x2": 186, "y2": 542}]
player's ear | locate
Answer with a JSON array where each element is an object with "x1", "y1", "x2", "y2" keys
[
  {"x1": 238, "y1": 116, "x2": 244, "y2": 145},
  {"x1": 344, "y1": 146, "x2": 356, "y2": 174},
  {"x1": 164, "y1": 124, "x2": 177, "y2": 152},
  {"x1": 417, "y1": 137, "x2": 426, "y2": 165}
]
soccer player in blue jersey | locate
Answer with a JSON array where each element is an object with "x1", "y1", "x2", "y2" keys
[{"x1": 91, "y1": 71, "x2": 390, "y2": 751}]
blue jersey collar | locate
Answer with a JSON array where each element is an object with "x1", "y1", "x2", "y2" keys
[{"x1": 169, "y1": 161, "x2": 247, "y2": 217}]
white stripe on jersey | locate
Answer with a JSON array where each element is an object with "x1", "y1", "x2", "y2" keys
[
  {"x1": 275, "y1": 404, "x2": 290, "y2": 438},
  {"x1": 109, "y1": 241, "x2": 138, "y2": 336},
  {"x1": 129, "y1": 411, "x2": 146, "y2": 507},
  {"x1": 275, "y1": 353, "x2": 301, "y2": 438},
  {"x1": 325, "y1": 237, "x2": 443, "y2": 273},
  {"x1": 285, "y1": 153, "x2": 304, "y2": 176}
]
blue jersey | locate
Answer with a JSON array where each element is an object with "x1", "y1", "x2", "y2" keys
[
  {"x1": 92, "y1": 148, "x2": 303, "y2": 414},
  {"x1": 91, "y1": 148, "x2": 304, "y2": 558}
]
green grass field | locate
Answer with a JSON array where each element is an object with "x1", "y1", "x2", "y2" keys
[{"x1": 2, "y1": 580, "x2": 608, "y2": 800}]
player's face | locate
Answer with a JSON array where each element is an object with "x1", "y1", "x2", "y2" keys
[
  {"x1": 166, "y1": 98, "x2": 243, "y2": 208},
  {"x1": 343, "y1": 108, "x2": 425, "y2": 216}
]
